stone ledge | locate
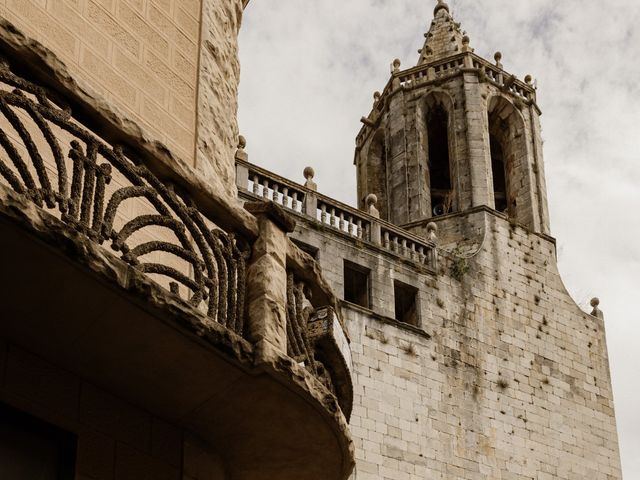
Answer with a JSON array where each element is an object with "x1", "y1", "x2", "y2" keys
[{"x1": 245, "y1": 200, "x2": 297, "y2": 233}]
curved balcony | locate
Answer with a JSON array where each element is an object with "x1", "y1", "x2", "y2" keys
[{"x1": 0, "y1": 19, "x2": 353, "y2": 480}]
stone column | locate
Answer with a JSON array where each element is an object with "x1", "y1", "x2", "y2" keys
[
  {"x1": 303, "y1": 166, "x2": 318, "y2": 217},
  {"x1": 244, "y1": 202, "x2": 296, "y2": 361},
  {"x1": 387, "y1": 60, "x2": 410, "y2": 225},
  {"x1": 462, "y1": 71, "x2": 492, "y2": 209}
]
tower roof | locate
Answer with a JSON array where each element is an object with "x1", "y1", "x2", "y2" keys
[{"x1": 417, "y1": 0, "x2": 467, "y2": 65}]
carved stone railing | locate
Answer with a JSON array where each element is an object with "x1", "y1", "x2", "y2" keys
[
  {"x1": 286, "y1": 271, "x2": 353, "y2": 419},
  {"x1": 236, "y1": 158, "x2": 437, "y2": 270},
  {"x1": 0, "y1": 57, "x2": 251, "y2": 336},
  {"x1": 316, "y1": 197, "x2": 371, "y2": 241}
]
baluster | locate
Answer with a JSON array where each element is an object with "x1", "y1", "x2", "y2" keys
[
  {"x1": 292, "y1": 192, "x2": 299, "y2": 211},
  {"x1": 384, "y1": 231, "x2": 390, "y2": 249},
  {"x1": 262, "y1": 180, "x2": 269, "y2": 199},
  {"x1": 252, "y1": 174, "x2": 260, "y2": 195},
  {"x1": 356, "y1": 219, "x2": 363, "y2": 239},
  {"x1": 393, "y1": 236, "x2": 399, "y2": 253},
  {"x1": 402, "y1": 239, "x2": 408, "y2": 257},
  {"x1": 321, "y1": 204, "x2": 327, "y2": 223},
  {"x1": 331, "y1": 208, "x2": 337, "y2": 228},
  {"x1": 282, "y1": 187, "x2": 289, "y2": 209},
  {"x1": 273, "y1": 184, "x2": 280, "y2": 204},
  {"x1": 339, "y1": 212, "x2": 346, "y2": 232},
  {"x1": 411, "y1": 243, "x2": 417, "y2": 261},
  {"x1": 418, "y1": 246, "x2": 426, "y2": 264}
]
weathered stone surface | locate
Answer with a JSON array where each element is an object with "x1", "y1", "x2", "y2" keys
[
  {"x1": 245, "y1": 254, "x2": 288, "y2": 351},
  {"x1": 288, "y1": 203, "x2": 621, "y2": 480},
  {"x1": 196, "y1": 0, "x2": 245, "y2": 200}
]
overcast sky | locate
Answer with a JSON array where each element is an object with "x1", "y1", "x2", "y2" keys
[{"x1": 237, "y1": 0, "x2": 640, "y2": 476}]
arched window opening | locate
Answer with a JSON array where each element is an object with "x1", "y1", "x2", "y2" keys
[
  {"x1": 487, "y1": 96, "x2": 536, "y2": 228},
  {"x1": 490, "y1": 134, "x2": 508, "y2": 213},
  {"x1": 427, "y1": 105, "x2": 452, "y2": 216}
]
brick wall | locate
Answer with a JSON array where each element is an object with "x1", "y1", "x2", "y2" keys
[{"x1": 0, "y1": 0, "x2": 201, "y2": 164}]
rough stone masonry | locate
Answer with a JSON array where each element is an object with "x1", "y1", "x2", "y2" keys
[{"x1": 238, "y1": 0, "x2": 622, "y2": 478}]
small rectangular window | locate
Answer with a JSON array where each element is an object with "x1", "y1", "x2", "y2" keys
[
  {"x1": 0, "y1": 402, "x2": 77, "y2": 480},
  {"x1": 394, "y1": 281, "x2": 419, "y2": 325},
  {"x1": 344, "y1": 261, "x2": 370, "y2": 308}
]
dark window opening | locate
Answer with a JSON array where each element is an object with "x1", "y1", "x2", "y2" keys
[
  {"x1": 0, "y1": 402, "x2": 77, "y2": 480},
  {"x1": 490, "y1": 134, "x2": 508, "y2": 213},
  {"x1": 427, "y1": 106, "x2": 453, "y2": 216},
  {"x1": 292, "y1": 239, "x2": 319, "y2": 260},
  {"x1": 394, "y1": 281, "x2": 419, "y2": 325},
  {"x1": 344, "y1": 261, "x2": 370, "y2": 308}
]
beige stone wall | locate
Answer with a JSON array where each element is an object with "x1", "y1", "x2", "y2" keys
[
  {"x1": 196, "y1": 0, "x2": 244, "y2": 200},
  {"x1": 0, "y1": 339, "x2": 227, "y2": 480},
  {"x1": 0, "y1": 0, "x2": 202, "y2": 163},
  {"x1": 289, "y1": 209, "x2": 622, "y2": 480}
]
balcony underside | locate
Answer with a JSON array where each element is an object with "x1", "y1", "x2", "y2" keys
[{"x1": 0, "y1": 185, "x2": 353, "y2": 480}]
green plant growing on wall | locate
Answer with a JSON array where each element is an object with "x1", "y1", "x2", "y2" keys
[
  {"x1": 402, "y1": 343, "x2": 418, "y2": 357},
  {"x1": 450, "y1": 247, "x2": 470, "y2": 281},
  {"x1": 497, "y1": 379, "x2": 509, "y2": 390}
]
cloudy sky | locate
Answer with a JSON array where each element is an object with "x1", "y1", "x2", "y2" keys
[{"x1": 237, "y1": 0, "x2": 640, "y2": 476}]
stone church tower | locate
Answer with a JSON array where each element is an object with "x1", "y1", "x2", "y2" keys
[{"x1": 356, "y1": 0, "x2": 550, "y2": 237}]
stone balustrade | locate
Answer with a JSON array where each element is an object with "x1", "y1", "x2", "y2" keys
[{"x1": 236, "y1": 157, "x2": 437, "y2": 271}]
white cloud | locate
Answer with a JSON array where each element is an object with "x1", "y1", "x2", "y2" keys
[{"x1": 238, "y1": 0, "x2": 640, "y2": 476}]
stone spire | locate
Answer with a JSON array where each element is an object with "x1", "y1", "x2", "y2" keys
[{"x1": 417, "y1": 0, "x2": 467, "y2": 65}]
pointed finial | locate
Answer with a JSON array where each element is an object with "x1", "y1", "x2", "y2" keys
[
  {"x1": 461, "y1": 35, "x2": 472, "y2": 53},
  {"x1": 590, "y1": 298, "x2": 604, "y2": 320},
  {"x1": 427, "y1": 222, "x2": 438, "y2": 242},
  {"x1": 434, "y1": 0, "x2": 450, "y2": 15},
  {"x1": 235, "y1": 134, "x2": 248, "y2": 161},
  {"x1": 303, "y1": 166, "x2": 317, "y2": 191},
  {"x1": 494, "y1": 51, "x2": 503, "y2": 69},
  {"x1": 366, "y1": 194, "x2": 379, "y2": 218}
]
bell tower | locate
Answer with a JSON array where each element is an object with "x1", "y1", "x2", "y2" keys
[{"x1": 355, "y1": 0, "x2": 551, "y2": 235}]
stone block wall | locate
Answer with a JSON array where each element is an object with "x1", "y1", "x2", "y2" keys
[
  {"x1": 1, "y1": 0, "x2": 247, "y2": 201},
  {"x1": 0, "y1": 338, "x2": 226, "y2": 480},
  {"x1": 290, "y1": 208, "x2": 622, "y2": 479},
  {"x1": 0, "y1": 0, "x2": 202, "y2": 162}
]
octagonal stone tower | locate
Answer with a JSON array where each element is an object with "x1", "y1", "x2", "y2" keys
[{"x1": 355, "y1": 0, "x2": 550, "y2": 236}]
